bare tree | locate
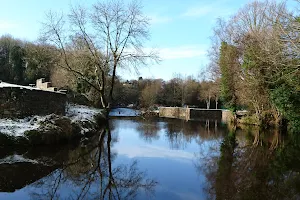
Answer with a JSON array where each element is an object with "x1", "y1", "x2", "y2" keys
[
  {"x1": 199, "y1": 81, "x2": 213, "y2": 109},
  {"x1": 140, "y1": 82, "x2": 158, "y2": 108},
  {"x1": 90, "y1": 0, "x2": 158, "y2": 108},
  {"x1": 41, "y1": 0, "x2": 158, "y2": 112}
]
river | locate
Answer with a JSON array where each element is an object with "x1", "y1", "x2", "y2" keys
[{"x1": 0, "y1": 108, "x2": 299, "y2": 200}]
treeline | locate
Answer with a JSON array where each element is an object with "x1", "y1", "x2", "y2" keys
[
  {"x1": 0, "y1": 35, "x2": 221, "y2": 109},
  {"x1": 0, "y1": 35, "x2": 56, "y2": 85},
  {"x1": 0, "y1": 35, "x2": 116, "y2": 106},
  {"x1": 113, "y1": 75, "x2": 221, "y2": 109},
  {"x1": 208, "y1": 0, "x2": 300, "y2": 131}
]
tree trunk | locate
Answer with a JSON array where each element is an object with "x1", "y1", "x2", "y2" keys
[
  {"x1": 206, "y1": 96, "x2": 211, "y2": 109},
  {"x1": 108, "y1": 60, "x2": 117, "y2": 109}
]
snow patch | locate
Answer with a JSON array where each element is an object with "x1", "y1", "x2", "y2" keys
[
  {"x1": 0, "y1": 104, "x2": 103, "y2": 137},
  {"x1": 0, "y1": 154, "x2": 39, "y2": 164},
  {"x1": 66, "y1": 104, "x2": 103, "y2": 135},
  {"x1": 0, "y1": 81, "x2": 65, "y2": 94},
  {"x1": 0, "y1": 117, "x2": 43, "y2": 137},
  {"x1": 66, "y1": 104, "x2": 103, "y2": 122}
]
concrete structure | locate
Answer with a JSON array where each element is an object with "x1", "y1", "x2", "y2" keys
[
  {"x1": 159, "y1": 107, "x2": 233, "y2": 122},
  {"x1": 0, "y1": 81, "x2": 67, "y2": 118},
  {"x1": 36, "y1": 78, "x2": 58, "y2": 92},
  {"x1": 159, "y1": 107, "x2": 190, "y2": 120}
]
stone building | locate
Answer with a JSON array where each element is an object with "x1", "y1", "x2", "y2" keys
[{"x1": 0, "y1": 79, "x2": 67, "y2": 118}]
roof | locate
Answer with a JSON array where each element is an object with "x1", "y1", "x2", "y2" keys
[{"x1": 0, "y1": 81, "x2": 65, "y2": 94}]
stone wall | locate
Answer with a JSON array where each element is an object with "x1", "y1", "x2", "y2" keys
[
  {"x1": 159, "y1": 107, "x2": 189, "y2": 120},
  {"x1": 190, "y1": 109, "x2": 222, "y2": 120},
  {"x1": 0, "y1": 87, "x2": 67, "y2": 118},
  {"x1": 159, "y1": 107, "x2": 233, "y2": 122},
  {"x1": 221, "y1": 110, "x2": 234, "y2": 123}
]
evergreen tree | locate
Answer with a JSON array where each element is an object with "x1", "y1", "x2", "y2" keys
[{"x1": 218, "y1": 42, "x2": 239, "y2": 111}]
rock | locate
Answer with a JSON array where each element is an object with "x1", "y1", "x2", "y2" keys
[
  {"x1": 1, "y1": 104, "x2": 106, "y2": 147},
  {"x1": 24, "y1": 115, "x2": 83, "y2": 145},
  {"x1": 0, "y1": 133, "x2": 15, "y2": 146},
  {"x1": 0, "y1": 133, "x2": 29, "y2": 146}
]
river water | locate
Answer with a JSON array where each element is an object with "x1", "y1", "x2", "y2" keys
[{"x1": 0, "y1": 109, "x2": 300, "y2": 200}]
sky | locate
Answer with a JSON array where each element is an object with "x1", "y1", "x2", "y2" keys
[{"x1": 0, "y1": 0, "x2": 297, "y2": 81}]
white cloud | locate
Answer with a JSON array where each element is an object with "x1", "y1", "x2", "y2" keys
[
  {"x1": 148, "y1": 15, "x2": 172, "y2": 25},
  {"x1": 158, "y1": 45, "x2": 207, "y2": 60}
]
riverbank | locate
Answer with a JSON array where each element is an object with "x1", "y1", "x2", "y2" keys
[{"x1": 0, "y1": 104, "x2": 106, "y2": 146}]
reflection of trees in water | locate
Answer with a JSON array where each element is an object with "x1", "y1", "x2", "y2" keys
[
  {"x1": 164, "y1": 119, "x2": 226, "y2": 150},
  {"x1": 214, "y1": 132, "x2": 237, "y2": 199},
  {"x1": 164, "y1": 119, "x2": 187, "y2": 150},
  {"x1": 269, "y1": 134, "x2": 300, "y2": 199},
  {"x1": 197, "y1": 126, "x2": 300, "y2": 200},
  {"x1": 194, "y1": 130, "x2": 237, "y2": 200},
  {"x1": 29, "y1": 125, "x2": 157, "y2": 200},
  {"x1": 137, "y1": 118, "x2": 160, "y2": 143},
  {"x1": 239, "y1": 126, "x2": 285, "y2": 150}
]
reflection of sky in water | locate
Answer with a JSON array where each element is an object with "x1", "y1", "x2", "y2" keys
[
  {"x1": 112, "y1": 119, "x2": 222, "y2": 158},
  {"x1": 1, "y1": 116, "x2": 295, "y2": 199},
  {"x1": 0, "y1": 117, "x2": 225, "y2": 200},
  {"x1": 116, "y1": 155, "x2": 207, "y2": 200},
  {"x1": 112, "y1": 118, "x2": 224, "y2": 200}
]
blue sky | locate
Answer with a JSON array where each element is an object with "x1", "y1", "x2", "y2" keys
[{"x1": 0, "y1": 0, "x2": 296, "y2": 80}]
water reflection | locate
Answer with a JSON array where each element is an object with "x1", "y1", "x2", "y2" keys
[
  {"x1": 137, "y1": 118, "x2": 160, "y2": 143},
  {"x1": 163, "y1": 119, "x2": 226, "y2": 150},
  {"x1": 199, "y1": 126, "x2": 300, "y2": 200},
  {"x1": 0, "y1": 125, "x2": 157, "y2": 200},
  {"x1": 1, "y1": 117, "x2": 300, "y2": 200}
]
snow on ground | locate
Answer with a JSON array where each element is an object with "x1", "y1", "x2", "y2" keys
[
  {"x1": 0, "y1": 117, "x2": 42, "y2": 137},
  {"x1": 0, "y1": 154, "x2": 39, "y2": 165},
  {"x1": 0, "y1": 104, "x2": 103, "y2": 137},
  {"x1": 0, "y1": 81, "x2": 40, "y2": 91},
  {"x1": 66, "y1": 104, "x2": 103, "y2": 122},
  {"x1": 0, "y1": 81, "x2": 65, "y2": 94}
]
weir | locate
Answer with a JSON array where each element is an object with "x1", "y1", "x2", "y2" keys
[{"x1": 159, "y1": 107, "x2": 232, "y2": 122}]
